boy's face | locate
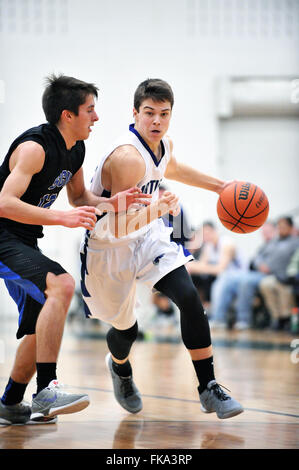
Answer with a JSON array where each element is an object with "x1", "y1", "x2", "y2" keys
[
  {"x1": 133, "y1": 98, "x2": 172, "y2": 147},
  {"x1": 277, "y1": 219, "x2": 292, "y2": 238},
  {"x1": 71, "y1": 94, "x2": 99, "y2": 140},
  {"x1": 202, "y1": 225, "x2": 216, "y2": 243}
]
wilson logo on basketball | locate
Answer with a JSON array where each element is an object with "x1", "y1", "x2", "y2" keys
[
  {"x1": 256, "y1": 192, "x2": 265, "y2": 208},
  {"x1": 238, "y1": 182, "x2": 251, "y2": 201}
]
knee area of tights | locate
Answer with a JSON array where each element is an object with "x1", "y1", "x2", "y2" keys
[
  {"x1": 181, "y1": 322, "x2": 212, "y2": 350},
  {"x1": 106, "y1": 323, "x2": 138, "y2": 360},
  {"x1": 178, "y1": 285, "x2": 202, "y2": 310},
  {"x1": 107, "y1": 322, "x2": 138, "y2": 346},
  {"x1": 180, "y1": 306, "x2": 211, "y2": 350},
  {"x1": 117, "y1": 322, "x2": 139, "y2": 343}
]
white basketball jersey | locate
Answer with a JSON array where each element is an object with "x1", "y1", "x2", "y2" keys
[
  {"x1": 88, "y1": 124, "x2": 172, "y2": 245},
  {"x1": 90, "y1": 124, "x2": 170, "y2": 199}
]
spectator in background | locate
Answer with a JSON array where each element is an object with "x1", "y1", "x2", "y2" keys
[
  {"x1": 286, "y1": 247, "x2": 299, "y2": 334},
  {"x1": 286, "y1": 247, "x2": 299, "y2": 295},
  {"x1": 206, "y1": 220, "x2": 276, "y2": 330},
  {"x1": 186, "y1": 225, "x2": 211, "y2": 309},
  {"x1": 187, "y1": 221, "x2": 246, "y2": 314},
  {"x1": 259, "y1": 217, "x2": 299, "y2": 331}
]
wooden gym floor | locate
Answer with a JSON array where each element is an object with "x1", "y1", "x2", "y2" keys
[{"x1": 0, "y1": 318, "x2": 298, "y2": 450}]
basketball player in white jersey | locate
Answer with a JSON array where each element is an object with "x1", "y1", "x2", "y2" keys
[{"x1": 80, "y1": 79, "x2": 244, "y2": 419}]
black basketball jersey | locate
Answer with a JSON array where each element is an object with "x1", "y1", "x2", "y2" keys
[{"x1": 0, "y1": 123, "x2": 85, "y2": 244}]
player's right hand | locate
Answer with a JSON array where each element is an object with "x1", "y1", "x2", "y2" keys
[{"x1": 61, "y1": 206, "x2": 97, "y2": 230}]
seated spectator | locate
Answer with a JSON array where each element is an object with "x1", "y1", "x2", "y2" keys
[
  {"x1": 286, "y1": 247, "x2": 299, "y2": 334},
  {"x1": 187, "y1": 221, "x2": 246, "y2": 312},
  {"x1": 286, "y1": 247, "x2": 299, "y2": 293},
  {"x1": 207, "y1": 220, "x2": 276, "y2": 330},
  {"x1": 259, "y1": 217, "x2": 299, "y2": 331},
  {"x1": 186, "y1": 226, "x2": 211, "y2": 308},
  {"x1": 208, "y1": 217, "x2": 299, "y2": 331}
]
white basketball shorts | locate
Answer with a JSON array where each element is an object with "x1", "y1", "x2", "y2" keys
[{"x1": 80, "y1": 219, "x2": 193, "y2": 330}]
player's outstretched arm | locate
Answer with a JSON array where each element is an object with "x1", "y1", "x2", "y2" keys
[
  {"x1": 0, "y1": 142, "x2": 97, "y2": 231},
  {"x1": 66, "y1": 167, "x2": 151, "y2": 212}
]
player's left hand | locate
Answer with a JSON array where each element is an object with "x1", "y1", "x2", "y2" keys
[{"x1": 109, "y1": 187, "x2": 152, "y2": 213}]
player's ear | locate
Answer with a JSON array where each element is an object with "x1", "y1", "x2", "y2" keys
[
  {"x1": 133, "y1": 107, "x2": 138, "y2": 118},
  {"x1": 61, "y1": 109, "x2": 73, "y2": 123}
]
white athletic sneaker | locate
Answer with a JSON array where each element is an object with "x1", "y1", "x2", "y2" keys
[{"x1": 31, "y1": 380, "x2": 90, "y2": 420}]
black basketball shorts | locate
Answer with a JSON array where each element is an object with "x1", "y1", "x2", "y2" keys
[{"x1": 0, "y1": 230, "x2": 67, "y2": 339}]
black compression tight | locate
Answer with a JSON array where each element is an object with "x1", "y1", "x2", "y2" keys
[
  {"x1": 106, "y1": 265, "x2": 212, "y2": 360},
  {"x1": 106, "y1": 321, "x2": 139, "y2": 360},
  {"x1": 154, "y1": 265, "x2": 212, "y2": 350}
]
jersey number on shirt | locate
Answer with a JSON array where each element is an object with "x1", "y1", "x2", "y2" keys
[
  {"x1": 37, "y1": 170, "x2": 73, "y2": 208},
  {"x1": 38, "y1": 193, "x2": 58, "y2": 209}
]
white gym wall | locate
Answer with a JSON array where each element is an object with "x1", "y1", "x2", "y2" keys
[{"x1": 0, "y1": 0, "x2": 298, "y2": 316}]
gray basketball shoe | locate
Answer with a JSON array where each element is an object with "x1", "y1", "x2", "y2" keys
[
  {"x1": 0, "y1": 400, "x2": 31, "y2": 425},
  {"x1": 199, "y1": 380, "x2": 244, "y2": 419},
  {"x1": 31, "y1": 380, "x2": 90, "y2": 420},
  {"x1": 105, "y1": 353, "x2": 143, "y2": 414}
]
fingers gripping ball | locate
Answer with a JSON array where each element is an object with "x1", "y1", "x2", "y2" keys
[{"x1": 217, "y1": 181, "x2": 269, "y2": 234}]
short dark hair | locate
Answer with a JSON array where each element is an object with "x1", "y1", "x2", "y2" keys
[
  {"x1": 42, "y1": 74, "x2": 99, "y2": 125},
  {"x1": 203, "y1": 221, "x2": 216, "y2": 229},
  {"x1": 278, "y1": 216, "x2": 293, "y2": 227},
  {"x1": 134, "y1": 78, "x2": 174, "y2": 111}
]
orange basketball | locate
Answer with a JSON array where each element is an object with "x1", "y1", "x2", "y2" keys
[{"x1": 217, "y1": 181, "x2": 269, "y2": 234}]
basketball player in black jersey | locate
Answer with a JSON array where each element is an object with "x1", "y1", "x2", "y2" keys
[{"x1": 0, "y1": 74, "x2": 150, "y2": 425}]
